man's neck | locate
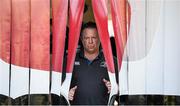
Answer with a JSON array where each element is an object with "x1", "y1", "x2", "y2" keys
[{"x1": 84, "y1": 51, "x2": 99, "y2": 61}]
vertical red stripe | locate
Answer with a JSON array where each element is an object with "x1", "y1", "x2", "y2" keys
[
  {"x1": 66, "y1": 0, "x2": 84, "y2": 73},
  {"x1": 11, "y1": 0, "x2": 30, "y2": 68},
  {"x1": 31, "y1": 0, "x2": 50, "y2": 71},
  {"x1": 110, "y1": 0, "x2": 131, "y2": 70},
  {"x1": 52, "y1": 0, "x2": 68, "y2": 72},
  {"x1": 0, "y1": 0, "x2": 11, "y2": 63},
  {"x1": 92, "y1": 0, "x2": 115, "y2": 73},
  {"x1": 110, "y1": 0, "x2": 126, "y2": 71}
]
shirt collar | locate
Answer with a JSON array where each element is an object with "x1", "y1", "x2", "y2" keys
[{"x1": 79, "y1": 50, "x2": 103, "y2": 61}]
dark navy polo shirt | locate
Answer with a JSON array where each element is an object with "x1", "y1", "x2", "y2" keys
[{"x1": 70, "y1": 51, "x2": 110, "y2": 105}]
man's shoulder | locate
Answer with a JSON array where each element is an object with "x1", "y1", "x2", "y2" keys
[
  {"x1": 99, "y1": 50, "x2": 117, "y2": 60},
  {"x1": 75, "y1": 51, "x2": 82, "y2": 60},
  {"x1": 63, "y1": 51, "x2": 81, "y2": 62}
]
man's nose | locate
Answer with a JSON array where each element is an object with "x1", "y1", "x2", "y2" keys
[{"x1": 89, "y1": 38, "x2": 93, "y2": 43}]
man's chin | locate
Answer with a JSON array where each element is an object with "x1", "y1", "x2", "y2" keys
[{"x1": 87, "y1": 49, "x2": 96, "y2": 54}]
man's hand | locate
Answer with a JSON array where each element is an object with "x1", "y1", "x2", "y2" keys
[
  {"x1": 68, "y1": 86, "x2": 77, "y2": 101},
  {"x1": 103, "y1": 79, "x2": 111, "y2": 93}
]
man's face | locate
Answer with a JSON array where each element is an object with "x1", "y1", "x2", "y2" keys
[{"x1": 81, "y1": 28, "x2": 100, "y2": 54}]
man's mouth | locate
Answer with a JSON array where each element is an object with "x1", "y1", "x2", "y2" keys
[{"x1": 88, "y1": 45, "x2": 94, "y2": 49}]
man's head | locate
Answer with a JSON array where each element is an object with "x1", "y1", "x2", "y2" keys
[{"x1": 80, "y1": 22, "x2": 100, "y2": 54}]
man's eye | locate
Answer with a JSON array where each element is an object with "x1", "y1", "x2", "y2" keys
[{"x1": 84, "y1": 38, "x2": 88, "y2": 40}]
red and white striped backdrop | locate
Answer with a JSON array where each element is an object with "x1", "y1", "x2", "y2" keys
[{"x1": 1, "y1": 0, "x2": 180, "y2": 104}]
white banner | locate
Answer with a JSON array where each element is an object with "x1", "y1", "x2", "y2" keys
[{"x1": 119, "y1": 0, "x2": 180, "y2": 96}]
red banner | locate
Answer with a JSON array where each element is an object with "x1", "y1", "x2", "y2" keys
[
  {"x1": 66, "y1": 0, "x2": 85, "y2": 73},
  {"x1": 110, "y1": 0, "x2": 131, "y2": 70},
  {"x1": 11, "y1": 0, "x2": 30, "y2": 69},
  {"x1": 0, "y1": 0, "x2": 11, "y2": 63},
  {"x1": 52, "y1": 0, "x2": 68, "y2": 73},
  {"x1": 92, "y1": 0, "x2": 115, "y2": 73},
  {"x1": 30, "y1": 0, "x2": 50, "y2": 71}
]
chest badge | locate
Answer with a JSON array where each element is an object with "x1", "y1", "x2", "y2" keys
[{"x1": 74, "y1": 61, "x2": 80, "y2": 65}]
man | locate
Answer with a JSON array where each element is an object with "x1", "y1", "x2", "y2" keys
[{"x1": 68, "y1": 22, "x2": 113, "y2": 105}]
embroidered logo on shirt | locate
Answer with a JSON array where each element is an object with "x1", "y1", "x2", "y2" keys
[
  {"x1": 74, "y1": 61, "x2": 80, "y2": 65},
  {"x1": 100, "y1": 61, "x2": 107, "y2": 68}
]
